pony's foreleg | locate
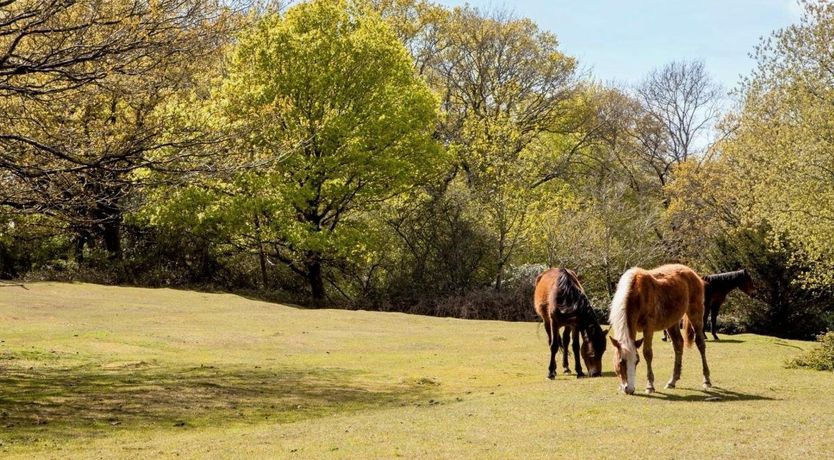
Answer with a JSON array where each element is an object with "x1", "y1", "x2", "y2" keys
[
  {"x1": 642, "y1": 330, "x2": 655, "y2": 393},
  {"x1": 561, "y1": 327, "x2": 572, "y2": 374},
  {"x1": 571, "y1": 327, "x2": 585, "y2": 377},
  {"x1": 695, "y1": 326, "x2": 712, "y2": 389},
  {"x1": 665, "y1": 326, "x2": 684, "y2": 389},
  {"x1": 545, "y1": 318, "x2": 556, "y2": 380}
]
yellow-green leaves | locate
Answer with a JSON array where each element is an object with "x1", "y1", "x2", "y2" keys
[
  {"x1": 202, "y1": 0, "x2": 443, "y2": 297},
  {"x1": 718, "y1": 0, "x2": 834, "y2": 287}
]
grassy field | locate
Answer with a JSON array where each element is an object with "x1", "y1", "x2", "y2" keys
[{"x1": 0, "y1": 282, "x2": 832, "y2": 458}]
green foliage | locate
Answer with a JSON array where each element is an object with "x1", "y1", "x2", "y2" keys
[
  {"x1": 788, "y1": 332, "x2": 834, "y2": 371},
  {"x1": 157, "y1": 0, "x2": 444, "y2": 300},
  {"x1": 719, "y1": 0, "x2": 834, "y2": 288},
  {"x1": 4, "y1": 0, "x2": 834, "y2": 340}
]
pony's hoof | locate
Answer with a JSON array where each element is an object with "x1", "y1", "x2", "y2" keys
[
  {"x1": 563, "y1": 369, "x2": 572, "y2": 374},
  {"x1": 576, "y1": 373, "x2": 587, "y2": 379},
  {"x1": 547, "y1": 373, "x2": 556, "y2": 380},
  {"x1": 646, "y1": 387, "x2": 655, "y2": 394},
  {"x1": 703, "y1": 382, "x2": 712, "y2": 390},
  {"x1": 665, "y1": 383, "x2": 676, "y2": 389}
]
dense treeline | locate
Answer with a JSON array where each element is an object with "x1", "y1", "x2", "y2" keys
[{"x1": 1, "y1": 0, "x2": 833, "y2": 338}]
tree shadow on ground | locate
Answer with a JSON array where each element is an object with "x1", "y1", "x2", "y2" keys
[
  {"x1": 0, "y1": 362, "x2": 431, "y2": 441},
  {"x1": 635, "y1": 385, "x2": 776, "y2": 402},
  {"x1": 772, "y1": 340, "x2": 804, "y2": 351}
]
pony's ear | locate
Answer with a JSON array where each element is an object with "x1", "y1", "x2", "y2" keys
[
  {"x1": 635, "y1": 338, "x2": 644, "y2": 349},
  {"x1": 609, "y1": 336, "x2": 621, "y2": 349}
]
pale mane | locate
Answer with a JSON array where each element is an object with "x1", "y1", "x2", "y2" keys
[{"x1": 609, "y1": 268, "x2": 637, "y2": 352}]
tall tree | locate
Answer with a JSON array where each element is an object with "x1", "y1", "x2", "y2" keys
[
  {"x1": 426, "y1": 6, "x2": 581, "y2": 290},
  {"x1": 203, "y1": 0, "x2": 441, "y2": 301},
  {"x1": 634, "y1": 60, "x2": 721, "y2": 189}
]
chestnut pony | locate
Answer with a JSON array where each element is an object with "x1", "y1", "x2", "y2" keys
[
  {"x1": 608, "y1": 264, "x2": 711, "y2": 395},
  {"x1": 534, "y1": 268, "x2": 607, "y2": 379}
]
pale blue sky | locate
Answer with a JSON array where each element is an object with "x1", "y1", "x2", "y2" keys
[{"x1": 436, "y1": 0, "x2": 801, "y2": 91}]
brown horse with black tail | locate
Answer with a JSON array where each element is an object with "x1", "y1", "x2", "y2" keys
[
  {"x1": 534, "y1": 268, "x2": 607, "y2": 379},
  {"x1": 608, "y1": 264, "x2": 711, "y2": 395}
]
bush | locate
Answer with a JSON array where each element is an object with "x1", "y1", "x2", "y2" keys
[
  {"x1": 787, "y1": 332, "x2": 834, "y2": 371},
  {"x1": 431, "y1": 286, "x2": 537, "y2": 321}
]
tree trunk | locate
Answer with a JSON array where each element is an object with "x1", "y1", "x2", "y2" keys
[
  {"x1": 101, "y1": 217, "x2": 122, "y2": 260},
  {"x1": 495, "y1": 260, "x2": 504, "y2": 292},
  {"x1": 72, "y1": 228, "x2": 90, "y2": 263},
  {"x1": 306, "y1": 253, "x2": 325, "y2": 304},
  {"x1": 253, "y1": 215, "x2": 269, "y2": 289}
]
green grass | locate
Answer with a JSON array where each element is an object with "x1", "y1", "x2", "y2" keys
[{"x1": 0, "y1": 282, "x2": 833, "y2": 458}]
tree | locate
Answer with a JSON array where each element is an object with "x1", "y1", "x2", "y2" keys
[
  {"x1": 202, "y1": 0, "x2": 441, "y2": 302},
  {"x1": 719, "y1": 0, "x2": 834, "y2": 287},
  {"x1": 0, "y1": 0, "x2": 238, "y2": 259},
  {"x1": 425, "y1": 6, "x2": 581, "y2": 290},
  {"x1": 633, "y1": 60, "x2": 722, "y2": 191}
]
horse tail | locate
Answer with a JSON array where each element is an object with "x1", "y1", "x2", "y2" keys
[{"x1": 682, "y1": 314, "x2": 696, "y2": 348}]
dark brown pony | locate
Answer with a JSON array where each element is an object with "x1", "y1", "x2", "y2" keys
[
  {"x1": 661, "y1": 268, "x2": 756, "y2": 342},
  {"x1": 703, "y1": 269, "x2": 755, "y2": 340},
  {"x1": 608, "y1": 264, "x2": 711, "y2": 395},
  {"x1": 534, "y1": 268, "x2": 607, "y2": 379}
]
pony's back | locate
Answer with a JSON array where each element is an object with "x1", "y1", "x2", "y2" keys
[{"x1": 534, "y1": 268, "x2": 592, "y2": 317}]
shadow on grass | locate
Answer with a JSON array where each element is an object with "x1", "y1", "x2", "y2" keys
[
  {"x1": 0, "y1": 362, "x2": 431, "y2": 441},
  {"x1": 635, "y1": 385, "x2": 776, "y2": 402},
  {"x1": 710, "y1": 339, "x2": 745, "y2": 343},
  {"x1": 772, "y1": 340, "x2": 804, "y2": 351}
]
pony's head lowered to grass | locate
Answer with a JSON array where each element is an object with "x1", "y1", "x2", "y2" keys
[
  {"x1": 608, "y1": 268, "x2": 641, "y2": 394},
  {"x1": 609, "y1": 336, "x2": 643, "y2": 394},
  {"x1": 581, "y1": 322, "x2": 609, "y2": 377}
]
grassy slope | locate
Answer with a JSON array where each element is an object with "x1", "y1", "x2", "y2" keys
[{"x1": 0, "y1": 283, "x2": 832, "y2": 459}]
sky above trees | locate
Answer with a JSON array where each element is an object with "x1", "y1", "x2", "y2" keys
[{"x1": 436, "y1": 0, "x2": 799, "y2": 90}]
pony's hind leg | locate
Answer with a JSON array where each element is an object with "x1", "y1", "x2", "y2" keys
[
  {"x1": 695, "y1": 326, "x2": 712, "y2": 389},
  {"x1": 642, "y1": 330, "x2": 655, "y2": 393},
  {"x1": 561, "y1": 327, "x2": 572, "y2": 374},
  {"x1": 545, "y1": 318, "x2": 557, "y2": 380},
  {"x1": 665, "y1": 326, "x2": 684, "y2": 389},
  {"x1": 571, "y1": 327, "x2": 585, "y2": 377}
]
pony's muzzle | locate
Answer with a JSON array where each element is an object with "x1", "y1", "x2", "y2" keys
[{"x1": 623, "y1": 385, "x2": 635, "y2": 395}]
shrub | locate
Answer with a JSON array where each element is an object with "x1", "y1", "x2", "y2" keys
[{"x1": 787, "y1": 332, "x2": 834, "y2": 371}]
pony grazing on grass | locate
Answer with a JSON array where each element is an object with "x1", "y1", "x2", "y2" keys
[
  {"x1": 534, "y1": 268, "x2": 607, "y2": 379},
  {"x1": 703, "y1": 269, "x2": 755, "y2": 340},
  {"x1": 608, "y1": 264, "x2": 711, "y2": 395}
]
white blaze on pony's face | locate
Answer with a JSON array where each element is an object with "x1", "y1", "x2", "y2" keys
[{"x1": 609, "y1": 337, "x2": 643, "y2": 395}]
